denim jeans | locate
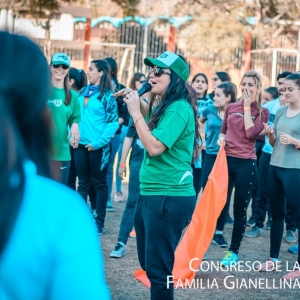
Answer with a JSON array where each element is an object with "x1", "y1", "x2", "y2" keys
[
  {"x1": 106, "y1": 134, "x2": 121, "y2": 203},
  {"x1": 74, "y1": 144, "x2": 108, "y2": 227},
  {"x1": 116, "y1": 125, "x2": 128, "y2": 193},
  {"x1": 118, "y1": 169, "x2": 140, "y2": 244}
]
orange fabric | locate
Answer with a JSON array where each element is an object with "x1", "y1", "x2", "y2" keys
[{"x1": 134, "y1": 146, "x2": 228, "y2": 288}]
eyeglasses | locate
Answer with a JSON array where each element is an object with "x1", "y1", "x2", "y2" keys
[
  {"x1": 149, "y1": 67, "x2": 171, "y2": 77},
  {"x1": 52, "y1": 64, "x2": 69, "y2": 70},
  {"x1": 212, "y1": 77, "x2": 220, "y2": 81}
]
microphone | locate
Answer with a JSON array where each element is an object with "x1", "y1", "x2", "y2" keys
[{"x1": 138, "y1": 82, "x2": 152, "y2": 97}]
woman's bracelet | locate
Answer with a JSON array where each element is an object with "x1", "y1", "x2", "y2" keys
[
  {"x1": 119, "y1": 163, "x2": 126, "y2": 167},
  {"x1": 134, "y1": 116, "x2": 143, "y2": 127},
  {"x1": 218, "y1": 133, "x2": 226, "y2": 139},
  {"x1": 244, "y1": 106, "x2": 251, "y2": 111}
]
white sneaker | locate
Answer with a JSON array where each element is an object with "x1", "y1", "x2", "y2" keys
[{"x1": 110, "y1": 242, "x2": 126, "y2": 258}]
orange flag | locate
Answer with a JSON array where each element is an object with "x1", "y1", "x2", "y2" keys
[{"x1": 134, "y1": 146, "x2": 228, "y2": 288}]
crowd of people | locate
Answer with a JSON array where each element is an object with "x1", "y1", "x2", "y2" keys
[{"x1": 1, "y1": 32, "x2": 299, "y2": 300}]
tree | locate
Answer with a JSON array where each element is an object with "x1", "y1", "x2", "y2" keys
[
  {"x1": 171, "y1": 0, "x2": 300, "y2": 70},
  {"x1": 2, "y1": 0, "x2": 76, "y2": 39}
]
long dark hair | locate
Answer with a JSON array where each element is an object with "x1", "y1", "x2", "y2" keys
[
  {"x1": 69, "y1": 67, "x2": 87, "y2": 91},
  {"x1": 264, "y1": 86, "x2": 280, "y2": 100},
  {"x1": 191, "y1": 73, "x2": 208, "y2": 97},
  {"x1": 285, "y1": 73, "x2": 300, "y2": 88},
  {"x1": 105, "y1": 57, "x2": 118, "y2": 84},
  {"x1": 129, "y1": 72, "x2": 146, "y2": 90},
  {"x1": 0, "y1": 32, "x2": 51, "y2": 256},
  {"x1": 148, "y1": 71, "x2": 201, "y2": 158},
  {"x1": 217, "y1": 82, "x2": 237, "y2": 103},
  {"x1": 215, "y1": 71, "x2": 231, "y2": 82},
  {"x1": 91, "y1": 59, "x2": 113, "y2": 99}
]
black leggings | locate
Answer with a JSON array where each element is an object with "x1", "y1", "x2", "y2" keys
[
  {"x1": 192, "y1": 164, "x2": 202, "y2": 199},
  {"x1": 268, "y1": 165, "x2": 300, "y2": 264},
  {"x1": 255, "y1": 152, "x2": 272, "y2": 228},
  {"x1": 219, "y1": 156, "x2": 257, "y2": 254}
]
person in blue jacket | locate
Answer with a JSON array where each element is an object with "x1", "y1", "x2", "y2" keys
[
  {"x1": 0, "y1": 32, "x2": 109, "y2": 300},
  {"x1": 74, "y1": 59, "x2": 119, "y2": 235}
]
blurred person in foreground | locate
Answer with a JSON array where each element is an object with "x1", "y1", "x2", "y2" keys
[
  {"x1": 0, "y1": 32, "x2": 110, "y2": 300},
  {"x1": 114, "y1": 51, "x2": 200, "y2": 300}
]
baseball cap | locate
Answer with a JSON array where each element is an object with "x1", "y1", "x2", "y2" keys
[
  {"x1": 51, "y1": 52, "x2": 70, "y2": 67},
  {"x1": 144, "y1": 51, "x2": 189, "y2": 82}
]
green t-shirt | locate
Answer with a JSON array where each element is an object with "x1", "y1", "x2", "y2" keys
[
  {"x1": 47, "y1": 87, "x2": 81, "y2": 161},
  {"x1": 139, "y1": 100, "x2": 196, "y2": 196}
]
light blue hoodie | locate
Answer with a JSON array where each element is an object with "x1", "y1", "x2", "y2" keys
[
  {"x1": 78, "y1": 90, "x2": 119, "y2": 150},
  {"x1": 0, "y1": 161, "x2": 110, "y2": 300}
]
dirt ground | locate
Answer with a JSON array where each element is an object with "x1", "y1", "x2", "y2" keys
[{"x1": 101, "y1": 181, "x2": 299, "y2": 300}]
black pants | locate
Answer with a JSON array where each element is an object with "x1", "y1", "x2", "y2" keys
[
  {"x1": 286, "y1": 205, "x2": 297, "y2": 232},
  {"x1": 74, "y1": 144, "x2": 108, "y2": 227},
  {"x1": 134, "y1": 195, "x2": 196, "y2": 300},
  {"x1": 201, "y1": 153, "x2": 217, "y2": 188},
  {"x1": 50, "y1": 160, "x2": 70, "y2": 185},
  {"x1": 218, "y1": 156, "x2": 257, "y2": 254},
  {"x1": 255, "y1": 153, "x2": 296, "y2": 230},
  {"x1": 67, "y1": 146, "x2": 77, "y2": 191},
  {"x1": 192, "y1": 164, "x2": 202, "y2": 199},
  {"x1": 255, "y1": 152, "x2": 272, "y2": 228},
  {"x1": 250, "y1": 141, "x2": 265, "y2": 217},
  {"x1": 268, "y1": 166, "x2": 300, "y2": 263}
]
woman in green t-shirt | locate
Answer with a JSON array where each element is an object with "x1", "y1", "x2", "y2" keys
[
  {"x1": 114, "y1": 51, "x2": 201, "y2": 300},
  {"x1": 48, "y1": 53, "x2": 81, "y2": 184}
]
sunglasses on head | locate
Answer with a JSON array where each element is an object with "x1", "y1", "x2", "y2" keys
[
  {"x1": 149, "y1": 67, "x2": 171, "y2": 77},
  {"x1": 52, "y1": 64, "x2": 69, "y2": 70}
]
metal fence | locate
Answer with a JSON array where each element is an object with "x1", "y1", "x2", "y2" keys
[
  {"x1": 250, "y1": 49, "x2": 300, "y2": 86},
  {"x1": 74, "y1": 20, "x2": 185, "y2": 73},
  {"x1": 35, "y1": 39, "x2": 136, "y2": 85}
]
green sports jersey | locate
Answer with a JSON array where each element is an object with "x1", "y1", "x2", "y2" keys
[
  {"x1": 139, "y1": 100, "x2": 196, "y2": 196},
  {"x1": 47, "y1": 87, "x2": 81, "y2": 161}
]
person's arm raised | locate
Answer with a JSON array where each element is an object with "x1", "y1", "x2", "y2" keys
[
  {"x1": 121, "y1": 90, "x2": 166, "y2": 156},
  {"x1": 114, "y1": 88, "x2": 150, "y2": 117}
]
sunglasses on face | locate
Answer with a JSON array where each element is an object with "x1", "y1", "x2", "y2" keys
[
  {"x1": 52, "y1": 64, "x2": 69, "y2": 70},
  {"x1": 149, "y1": 67, "x2": 171, "y2": 77}
]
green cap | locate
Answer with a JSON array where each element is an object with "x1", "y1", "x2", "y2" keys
[
  {"x1": 51, "y1": 52, "x2": 70, "y2": 67},
  {"x1": 144, "y1": 51, "x2": 189, "y2": 82}
]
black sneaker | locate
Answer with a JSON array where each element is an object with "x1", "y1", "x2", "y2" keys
[
  {"x1": 265, "y1": 219, "x2": 271, "y2": 230},
  {"x1": 246, "y1": 216, "x2": 256, "y2": 227},
  {"x1": 212, "y1": 234, "x2": 228, "y2": 248},
  {"x1": 98, "y1": 226, "x2": 105, "y2": 236},
  {"x1": 225, "y1": 214, "x2": 234, "y2": 226},
  {"x1": 95, "y1": 219, "x2": 104, "y2": 235}
]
